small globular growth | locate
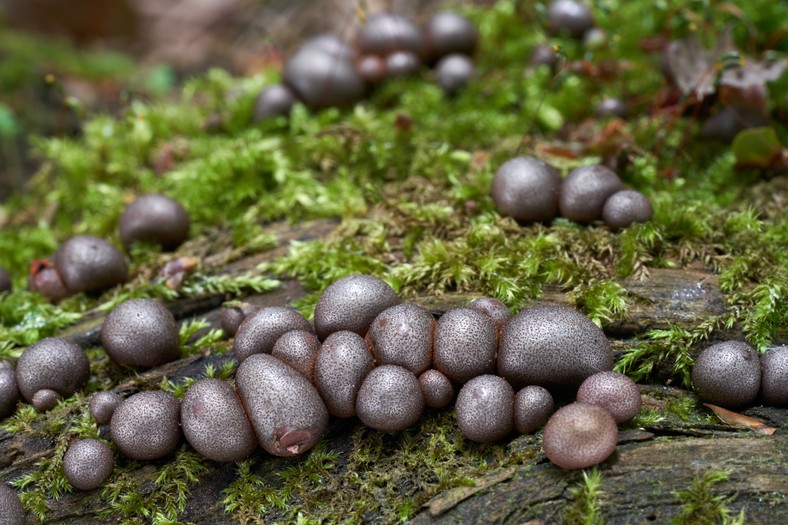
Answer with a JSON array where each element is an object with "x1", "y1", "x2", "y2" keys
[
  {"x1": 63, "y1": 438, "x2": 114, "y2": 490},
  {"x1": 0, "y1": 482, "x2": 26, "y2": 525},
  {"x1": 576, "y1": 371, "x2": 641, "y2": 424},
  {"x1": 181, "y1": 379, "x2": 257, "y2": 462},
  {"x1": 0, "y1": 361, "x2": 20, "y2": 418},
  {"x1": 530, "y1": 44, "x2": 559, "y2": 70},
  {"x1": 514, "y1": 385, "x2": 555, "y2": 434},
  {"x1": 467, "y1": 297, "x2": 511, "y2": 335},
  {"x1": 547, "y1": 0, "x2": 595, "y2": 40},
  {"x1": 119, "y1": 194, "x2": 190, "y2": 251},
  {"x1": 433, "y1": 308, "x2": 498, "y2": 384},
  {"x1": 236, "y1": 353, "x2": 328, "y2": 457},
  {"x1": 357, "y1": 13, "x2": 424, "y2": 57},
  {"x1": 356, "y1": 55, "x2": 387, "y2": 84},
  {"x1": 27, "y1": 260, "x2": 70, "y2": 302},
  {"x1": 52, "y1": 235, "x2": 128, "y2": 294},
  {"x1": 233, "y1": 307, "x2": 313, "y2": 362},
  {"x1": 385, "y1": 51, "x2": 421, "y2": 77},
  {"x1": 0, "y1": 266, "x2": 11, "y2": 293},
  {"x1": 692, "y1": 341, "x2": 761, "y2": 409},
  {"x1": 314, "y1": 331, "x2": 374, "y2": 418},
  {"x1": 32, "y1": 389, "x2": 61, "y2": 412},
  {"x1": 542, "y1": 402, "x2": 618, "y2": 470},
  {"x1": 435, "y1": 53, "x2": 475, "y2": 94},
  {"x1": 424, "y1": 11, "x2": 478, "y2": 62},
  {"x1": 356, "y1": 365, "x2": 424, "y2": 432},
  {"x1": 271, "y1": 329, "x2": 321, "y2": 381},
  {"x1": 455, "y1": 375, "x2": 514, "y2": 443},
  {"x1": 491, "y1": 156, "x2": 561, "y2": 223},
  {"x1": 366, "y1": 303, "x2": 434, "y2": 376},
  {"x1": 110, "y1": 391, "x2": 182, "y2": 461},
  {"x1": 313, "y1": 274, "x2": 401, "y2": 341},
  {"x1": 253, "y1": 83, "x2": 297, "y2": 121},
  {"x1": 219, "y1": 303, "x2": 260, "y2": 337},
  {"x1": 596, "y1": 97, "x2": 628, "y2": 119},
  {"x1": 760, "y1": 346, "x2": 788, "y2": 407},
  {"x1": 16, "y1": 337, "x2": 90, "y2": 406},
  {"x1": 602, "y1": 190, "x2": 653, "y2": 231},
  {"x1": 418, "y1": 369, "x2": 455, "y2": 408},
  {"x1": 101, "y1": 298, "x2": 180, "y2": 368},
  {"x1": 89, "y1": 391, "x2": 123, "y2": 425},
  {"x1": 559, "y1": 164, "x2": 624, "y2": 223}
]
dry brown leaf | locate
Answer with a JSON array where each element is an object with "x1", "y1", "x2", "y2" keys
[
  {"x1": 423, "y1": 467, "x2": 515, "y2": 517},
  {"x1": 703, "y1": 403, "x2": 777, "y2": 435}
]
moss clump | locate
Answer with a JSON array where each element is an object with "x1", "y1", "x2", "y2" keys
[{"x1": 671, "y1": 471, "x2": 745, "y2": 525}]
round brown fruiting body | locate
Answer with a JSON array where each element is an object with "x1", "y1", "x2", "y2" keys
[
  {"x1": 498, "y1": 305, "x2": 613, "y2": 392},
  {"x1": 467, "y1": 297, "x2": 511, "y2": 334},
  {"x1": 110, "y1": 391, "x2": 182, "y2": 461},
  {"x1": 89, "y1": 391, "x2": 123, "y2": 425},
  {"x1": 253, "y1": 83, "x2": 297, "y2": 121},
  {"x1": 559, "y1": 164, "x2": 624, "y2": 223},
  {"x1": 0, "y1": 266, "x2": 11, "y2": 293},
  {"x1": 32, "y1": 388, "x2": 61, "y2": 412},
  {"x1": 119, "y1": 194, "x2": 190, "y2": 251},
  {"x1": 356, "y1": 364, "x2": 424, "y2": 432},
  {"x1": 435, "y1": 53, "x2": 475, "y2": 94},
  {"x1": 53, "y1": 235, "x2": 128, "y2": 294},
  {"x1": 271, "y1": 329, "x2": 321, "y2": 381},
  {"x1": 16, "y1": 337, "x2": 90, "y2": 405},
  {"x1": 576, "y1": 371, "x2": 641, "y2": 424},
  {"x1": 181, "y1": 379, "x2": 257, "y2": 462},
  {"x1": 760, "y1": 346, "x2": 788, "y2": 407},
  {"x1": 602, "y1": 190, "x2": 653, "y2": 231},
  {"x1": 356, "y1": 55, "x2": 387, "y2": 84},
  {"x1": 314, "y1": 331, "x2": 374, "y2": 418},
  {"x1": 0, "y1": 361, "x2": 20, "y2": 418},
  {"x1": 455, "y1": 375, "x2": 514, "y2": 443},
  {"x1": 692, "y1": 341, "x2": 761, "y2": 409},
  {"x1": 433, "y1": 308, "x2": 497, "y2": 385},
  {"x1": 101, "y1": 298, "x2": 180, "y2": 367},
  {"x1": 233, "y1": 307, "x2": 313, "y2": 362},
  {"x1": 366, "y1": 303, "x2": 434, "y2": 375},
  {"x1": 28, "y1": 261, "x2": 70, "y2": 302},
  {"x1": 283, "y1": 40, "x2": 365, "y2": 109},
  {"x1": 357, "y1": 13, "x2": 424, "y2": 57},
  {"x1": 63, "y1": 438, "x2": 114, "y2": 490},
  {"x1": 547, "y1": 0, "x2": 595, "y2": 40},
  {"x1": 219, "y1": 303, "x2": 260, "y2": 337},
  {"x1": 302, "y1": 34, "x2": 357, "y2": 61},
  {"x1": 424, "y1": 11, "x2": 478, "y2": 62},
  {"x1": 313, "y1": 274, "x2": 400, "y2": 341},
  {"x1": 236, "y1": 353, "x2": 328, "y2": 457},
  {"x1": 418, "y1": 369, "x2": 455, "y2": 409},
  {"x1": 514, "y1": 385, "x2": 555, "y2": 434},
  {"x1": 530, "y1": 44, "x2": 559, "y2": 70},
  {"x1": 385, "y1": 50, "x2": 421, "y2": 77},
  {"x1": 542, "y1": 402, "x2": 618, "y2": 470},
  {"x1": 491, "y1": 156, "x2": 561, "y2": 223},
  {"x1": 0, "y1": 482, "x2": 26, "y2": 525}
]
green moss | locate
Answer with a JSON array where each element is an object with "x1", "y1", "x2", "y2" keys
[
  {"x1": 563, "y1": 468, "x2": 605, "y2": 525},
  {"x1": 671, "y1": 471, "x2": 745, "y2": 525}
]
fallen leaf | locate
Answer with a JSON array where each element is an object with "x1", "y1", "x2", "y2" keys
[
  {"x1": 666, "y1": 29, "x2": 734, "y2": 99},
  {"x1": 703, "y1": 403, "x2": 777, "y2": 435},
  {"x1": 721, "y1": 59, "x2": 788, "y2": 90},
  {"x1": 731, "y1": 127, "x2": 784, "y2": 169},
  {"x1": 160, "y1": 256, "x2": 200, "y2": 290},
  {"x1": 423, "y1": 467, "x2": 515, "y2": 517}
]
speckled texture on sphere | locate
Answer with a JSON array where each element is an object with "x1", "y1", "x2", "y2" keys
[
  {"x1": 236, "y1": 353, "x2": 328, "y2": 457},
  {"x1": 547, "y1": 0, "x2": 595, "y2": 39},
  {"x1": 367, "y1": 304, "x2": 434, "y2": 375},
  {"x1": 602, "y1": 190, "x2": 653, "y2": 231},
  {"x1": 271, "y1": 330, "x2": 321, "y2": 381},
  {"x1": 0, "y1": 361, "x2": 20, "y2": 418},
  {"x1": 424, "y1": 11, "x2": 478, "y2": 61},
  {"x1": 0, "y1": 482, "x2": 25, "y2": 525},
  {"x1": 253, "y1": 83, "x2": 297, "y2": 121},
  {"x1": 356, "y1": 365, "x2": 424, "y2": 432},
  {"x1": 101, "y1": 298, "x2": 179, "y2": 367},
  {"x1": 357, "y1": 13, "x2": 424, "y2": 56},
  {"x1": 0, "y1": 266, "x2": 11, "y2": 293},
  {"x1": 490, "y1": 156, "x2": 561, "y2": 223},
  {"x1": 576, "y1": 371, "x2": 641, "y2": 423},
  {"x1": 559, "y1": 164, "x2": 623, "y2": 223},
  {"x1": 456, "y1": 375, "x2": 514, "y2": 443},
  {"x1": 89, "y1": 391, "x2": 123, "y2": 425},
  {"x1": 32, "y1": 388, "x2": 61, "y2": 412},
  {"x1": 692, "y1": 341, "x2": 761, "y2": 409},
  {"x1": 467, "y1": 297, "x2": 511, "y2": 334},
  {"x1": 761, "y1": 346, "x2": 788, "y2": 407},
  {"x1": 314, "y1": 331, "x2": 374, "y2": 418},
  {"x1": 433, "y1": 308, "x2": 497, "y2": 385},
  {"x1": 418, "y1": 369, "x2": 455, "y2": 408},
  {"x1": 16, "y1": 337, "x2": 89, "y2": 403},
  {"x1": 542, "y1": 402, "x2": 618, "y2": 470},
  {"x1": 514, "y1": 385, "x2": 555, "y2": 434},
  {"x1": 233, "y1": 307, "x2": 313, "y2": 362},
  {"x1": 283, "y1": 43, "x2": 365, "y2": 109},
  {"x1": 63, "y1": 438, "x2": 114, "y2": 490},
  {"x1": 53, "y1": 235, "x2": 128, "y2": 293},
  {"x1": 181, "y1": 379, "x2": 256, "y2": 462},
  {"x1": 436, "y1": 54, "x2": 475, "y2": 94},
  {"x1": 219, "y1": 303, "x2": 259, "y2": 337},
  {"x1": 119, "y1": 194, "x2": 190, "y2": 251},
  {"x1": 313, "y1": 274, "x2": 401, "y2": 341},
  {"x1": 110, "y1": 391, "x2": 182, "y2": 461},
  {"x1": 498, "y1": 305, "x2": 613, "y2": 391}
]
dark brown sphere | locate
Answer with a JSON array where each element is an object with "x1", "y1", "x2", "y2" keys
[
  {"x1": 110, "y1": 391, "x2": 182, "y2": 461},
  {"x1": 53, "y1": 235, "x2": 128, "y2": 294},
  {"x1": 418, "y1": 369, "x2": 455, "y2": 408},
  {"x1": 576, "y1": 371, "x2": 641, "y2": 424},
  {"x1": 547, "y1": 0, "x2": 595, "y2": 40},
  {"x1": 356, "y1": 364, "x2": 424, "y2": 432},
  {"x1": 514, "y1": 385, "x2": 554, "y2": 434},
  {"x1": 313, "y1": 274, "x2": 401, "y2": 341},
  {"x1": 435, "y1": 53, "x2": 475, "y2": 94},
  {"x1": 314, "y1": 331, "x2": 374, "y2": 418},
  {"x1": 181, "y1": 379, "x2": 257, "y2": 462},
  {"x1": 498, "y1": 305, "x2": 613, "y2": 392},
  {"x1": 63, "y1": 438, "x2": 114, "y2": 490},
  {"x1": 692, "y1": 341, "x2": 761, "y2": 409},
  {"x1": 89, "y1": 391, "x2": 123, "y2": 425},
  {"x1": 283, "y1": 42, "x2": 365, "y2": 109},
  {"x1": 491, "y1": 156, "x2": 561, "y2": 223},
  {"x1": 357, "y1": 13, "x2": 424, "y2": 57},
  {"x1": 32, "y1": 388, "x2": 61, "y2": 412},
  {"x1": 602, "y1": 190, "x2": 653, "y2": 231},
  {"x1": 356, "y1": 54, "x2": 387, "y2": 84},
  {"x1": 366, "y1": 303, "x2": 434, "y2": 376},
  {"x1": 0, "y1": 266, "x2": 11, "y2": 293},
  {"x1": 16, "y1": 337, "x2": 89, "y2": 405},
  {"x1": 101, "y1": 298, "x2": 180, "y2": 368},
  {"x1": 0, "y1": 482, "x2": 25, "y2": 525},
  {"x1": 271, "y1": 329, "x2": 321, "y2": 381},
  {"x1": 253, "y1": 83, "x2": 297, "y2": 121},
  {"x1": 761, "y1": 346, "x2": 788, "y2": 407},
  {"x1": 302, "y1": 34, "x2": 357, "y2": 61},
  {"x1": 433, "y1": 308, "x2": 497, "y2": 385},
  {"x1": 119, "y1": 194, "x2": 190, "y2": 251},
  {"x1": 424, "y1": 11, "x2": 478, "y2": 61},
  {"x1": 558, "y1": 164, "x2": 623, "y2": 223},
  {"x1": 385, "y1": 50, "x2": 421, "y2": 77},
  {"x1": 530, "y1": 44, "x2": 559, "y2": 70},
  {"x1": 219, "y1": 303, "x2": 260, "y2": 337},
  {"x1": 233, "y1": 307, "x2": 313, "y2": 362},
  {"x1": 28, "y1": 262, "x2": 70, "y2": 302},
  {"x1": 455, "y1": 375, "x2": 514, "y2": 443},
  {"x1": 0, "y1": 361, "x2": 20, "y2": 419},
  {"x1": 467, "y1": 297, "x2": 511, "y2": 334},
  {"x1": 543, "y1": 403, "x2": 617, "y2": 470}
]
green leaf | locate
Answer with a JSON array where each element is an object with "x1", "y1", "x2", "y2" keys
[{"x1": 731, "y1": 127, "x2": 783, "y2": 169}]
